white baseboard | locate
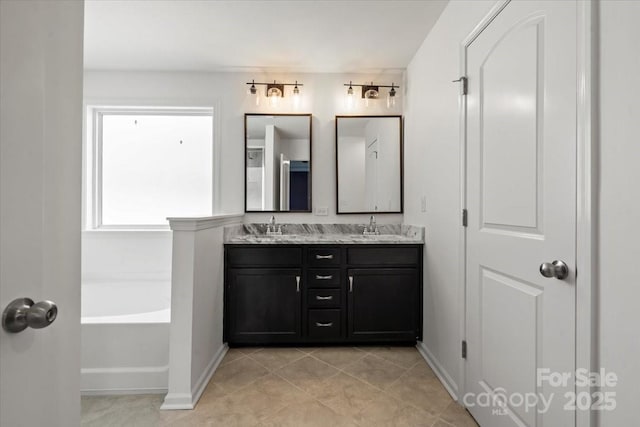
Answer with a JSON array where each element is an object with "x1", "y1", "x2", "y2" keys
[
  {"x1": 416, "y1": 341, "x2": 459, "y2": 401},
  {"x1": 81, "y1": 365, "x2": 168, "y2": 395},
  {"x1": 160, "y1": 344, "x2": 228, "y2": 410}
]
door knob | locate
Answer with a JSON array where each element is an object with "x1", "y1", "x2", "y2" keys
[
  {"x1": 2, "y1": 298, "x2": 58, "y2": 333},
  {"x1": 539, "y1": 260, "x2": 569, "y2": 280}
]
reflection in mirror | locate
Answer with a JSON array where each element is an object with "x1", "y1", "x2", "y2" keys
[
  {"x1": 245, "y1": 114, "x2": 312, "y2": 212},
  {"x1": 336, "y1": 116, "x2": 402, "y2": 213}
]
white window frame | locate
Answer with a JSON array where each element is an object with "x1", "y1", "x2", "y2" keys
[{"x1": 90, "y1": 106, "x2": 215, "y2": 230}]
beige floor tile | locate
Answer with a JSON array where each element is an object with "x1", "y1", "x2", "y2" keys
[
  {"x1": 220, "y1": 348, "x2": 247, "y2": 366},
  {"x1": 387, "y1": 370, "x2": 453, "y2": 416},
  {"x1": 310, "y1": 347, "x2": 367, "y2": 369},
  {"x1": 275, "y1": 355, "x2": 340, "y2": 392},
  {"x1": 307, "y1": 372, "x2": 381, "y2": 418},
  {"x1": 259, "y1": 399, "x2": 358, "y2": 427},
  {"x1": 237, "y1": 346, "x2": 263, "y2": 355},
  {"x1": 197, "y1": 380, "x2": 228, "y2": 405},
  {"x1": 209, "y1": 355, "x2": 269, "y2": 394},
  {"x1": 407, "y1": 359, "x2": 438, "y2": 379},
  {"x1": 439, "y1": 402, "x2": 479, "y2": 427},
  {"x1": 196, "y1": 374, "x2": 308, "y2": 426},
  {"x1": 248, "y1": 347, "x2": 306, "y2": 371},
  {"x1": 343, "y1": 354, "x2": 408, "y2": 390},
  {"x1": 368, "y1": 346, "x2": 424, "y2": 368},
  {"x1": 353, "y1": 393, "x2": 437, "y2": 427},
  {"x1": 82, "y1": 346, "x2": 459, "y2": 427},
  {"x1": 81, "y1": 395, "x2": 163, "y2": 427}
]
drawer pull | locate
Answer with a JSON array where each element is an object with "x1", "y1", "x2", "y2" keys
[
  {"x1": 315, "y1": 254, "x2": 334, "y2": 260},
  {"x1": 349, "y1": 276, "x2": 353, "y2": 292},
  {"x1": 315, "y1": 322, "x2": 333, "y2": 327},
  {"x1": 296, "y1": 276, "x2": 300, "y2": 292},
  {"x1": 315, "y1": 274, "x2": 333, "y2": 280},
  {"x1": 316, "y1": 295, "x2": 333, "y2": 301}
]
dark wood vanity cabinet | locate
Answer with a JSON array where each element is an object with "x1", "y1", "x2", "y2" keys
[{"x1": 224, "y1": 244, "x2": 422, "y2": 346}]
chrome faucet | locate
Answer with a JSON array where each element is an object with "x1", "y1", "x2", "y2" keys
[
  {"x1": 363, "y1": 215, "x2": 379, "y2": 235},
  {"x1": 266, "y1": 215, "x2": 282, "y2": 235}
]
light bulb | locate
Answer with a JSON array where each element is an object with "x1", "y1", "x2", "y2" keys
[
  {"x1": 345, "y1": 83, "x2": 355, "y2": 110},
  {"x1": 364, "y1": 89, "x2": 378, "y2": 108},
  {"x1": 292, "y1": 84, "x2": 301, "y2": 110},
  {"x1": 247, "y1": 81, "x2": 259, "y2": 106},
  {"x1": 268, "y1": 87, "x2": 281, "y2": 108},
  {"x1": 387, "y1": 86, "x2": 396, "y2": 109}
]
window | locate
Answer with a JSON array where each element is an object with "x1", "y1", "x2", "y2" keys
[{"x1": 91, "y1": 108, "x2": 213, "y2": 228}]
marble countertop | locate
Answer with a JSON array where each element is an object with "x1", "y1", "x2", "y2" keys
[{"x1": 224, "y1": 224, "x2": 424, "y2": 245}]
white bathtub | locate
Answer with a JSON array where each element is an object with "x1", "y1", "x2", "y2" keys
[{"x1": 81, "y1": 280, "x2": 171, "y2": 395}]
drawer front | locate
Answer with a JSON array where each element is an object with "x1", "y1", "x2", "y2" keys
[
  {"x1": 347, "y1": 247, "x2": 419, "y2": 266},
  {"x1": 308, "y1": 309, "x2": 341, "y2": 339},
  {"x1": 308, "y1": 289, "x2": 341, "y2": 308},
  {"x1": 308, "y1": 248, "x2": 341, "y2": 266},
  {"x1": 307, "y1": 269, "x2": 341, "y2": 287},
  {"x1": 227, "y1": 247, "x2": 302, "y2": 267}
]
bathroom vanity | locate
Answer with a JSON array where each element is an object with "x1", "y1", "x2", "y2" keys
[{"x1": 223, "y1": 224, "x2": 423, "y2": 346}]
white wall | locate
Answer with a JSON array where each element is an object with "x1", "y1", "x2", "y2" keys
[
  {"x1": 84, "y1": 70, "x2": 404, "y2": 223},
  {"x1": 82, "y1": 70, "x2": 403, "y2": 285},
  {"x1": 597, "y1": 2, "x2": 640, "y2": 425},
  {"x1": 404, "y1": 0, "x2": 496, "y2": 397}
]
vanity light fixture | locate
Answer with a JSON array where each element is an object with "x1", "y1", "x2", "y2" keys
[
  {"x1": 343, "y1": 81, "x2": 399, "y2": 109},
  {"x1": 245, "y1": 80, "x2": 304, "y2": 109}
]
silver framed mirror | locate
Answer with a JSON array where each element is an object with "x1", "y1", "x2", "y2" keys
[
  {"x1": 245, "y1": 113, "x2": 312, "y2": 212},
  {"x1": 335, "y1": 115, "x2": 403, "y2": 214}
]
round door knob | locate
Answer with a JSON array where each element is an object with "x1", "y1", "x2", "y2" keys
[
  {"x1": 539, "y1": 260, "x2": 569, "y2": 280},
  {"x1": 2, "y1": 298, "x2": 58, "y2": 333}
]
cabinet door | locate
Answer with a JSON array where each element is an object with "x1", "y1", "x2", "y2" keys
[
  {"x1": 227, "y1": 268, "x2": 302, "y2": 344},
  {"x1": 347, "y1": 268, "x2": 418, "y2": 342}
]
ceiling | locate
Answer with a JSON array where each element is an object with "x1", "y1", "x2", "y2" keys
[{"x1": 84, "y1": 0, "x2": 448, "y2": 72}]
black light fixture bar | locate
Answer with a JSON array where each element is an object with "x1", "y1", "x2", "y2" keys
[
  {"x1": 246, "y1": 80, "x2": 304, "y2": 87},
  {"x1": 247, "y1": 80, "x2": 304, "y2": 98},
  {"x1": 343, "y1": 82, "x2": 398, "y2": 89},
  {"x1": 344, "y1": 81, "x2": 399, "y2": 99}
]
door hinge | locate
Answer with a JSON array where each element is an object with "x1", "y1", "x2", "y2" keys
[
  {"x1": 462, "y1": 340, "x2": 467, "y2": 359},
  {"x1": 462, "y1": 209, "x2": 468, "y2": 227},
  {"x1": 452, "y1": 76, "x2": 468, "y2": 95}
]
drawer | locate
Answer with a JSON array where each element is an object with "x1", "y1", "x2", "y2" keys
[
  {"x1": 227, "y1": 247, "x2": 302, "y2": 267},
  {"x1": 347, "y1": 247, "x2": 419, "y2": 266},
  {"x1": 308, "y1": 309, "x2": 341, "y2": 339},
  {"x1": 308, "y1": 289, "x2": 341, "y2": 308},
  {"x1": 307, "y1": 269, "x2": 341, "y2": 287},
  {"x1": 308, "y1": 248, "x2": 341, "y2": 266}
]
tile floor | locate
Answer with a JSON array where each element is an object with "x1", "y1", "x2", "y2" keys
[{"x1": 82, "y1": 346, "x2": 479, "y2": 427}]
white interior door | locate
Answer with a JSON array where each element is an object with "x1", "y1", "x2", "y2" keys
[
  {"x1": 0, "y1": 1, "x2": 83, "y2": 426},
  {"x1": 465, "y1": 1, "x2": 576, "y2": 426}
]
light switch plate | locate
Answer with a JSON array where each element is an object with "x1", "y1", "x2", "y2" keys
[{"x1": 315, "y1": 207, "x2": 329, "y2": 216}]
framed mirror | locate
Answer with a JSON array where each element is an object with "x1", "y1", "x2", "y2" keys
[
  {"x1": 336, "y1": 115, "x2": 403, "y2": 214},
  {"x1": 245, "y1": 113, "x2": 312, "y2": 212}
]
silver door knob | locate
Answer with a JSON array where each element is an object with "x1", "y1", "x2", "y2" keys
[
  {"x1": 2, "y1": 298, "x2": 58, "y2": 333},
  {"x1": 539, "y1": 260, "x2": 569, "y2": 280}
]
